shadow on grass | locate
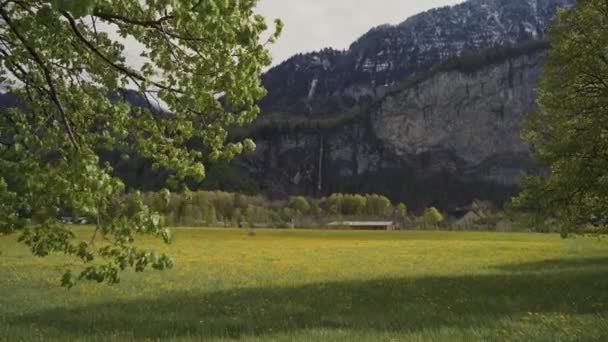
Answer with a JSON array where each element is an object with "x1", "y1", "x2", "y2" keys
[
  {"x1": 10, "y1": 258, "x2": 608, "y2": 339},
  {"x1": 495, "y1": 257, "x2": 608, "y2": 272}
]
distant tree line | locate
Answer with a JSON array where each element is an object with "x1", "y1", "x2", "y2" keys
[
  {"x1": 136, "y1": 191, "x2": 401, "y2": 228},
  {"x1": 88, "y1": 190, "x2": 547, "y2": 232}
]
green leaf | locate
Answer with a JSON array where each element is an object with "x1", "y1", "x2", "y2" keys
[{"x1": 0, "y1": 0, "x2": 281, "y2": 286}]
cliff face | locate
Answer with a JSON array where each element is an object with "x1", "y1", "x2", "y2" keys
[
  {"x1": 237, "y1": 47, "x2": 546, "y2": 209},
  {"x1": 232, "y1": 0, "x2": 578, "y2": 209},
  {"x1": 372, "y1": 51, "x2": 543, "y2": 185}
]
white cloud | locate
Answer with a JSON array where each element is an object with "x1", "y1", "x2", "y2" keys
[{"x1": 257, "y1": 0, "x2": 466, "y2": 65}]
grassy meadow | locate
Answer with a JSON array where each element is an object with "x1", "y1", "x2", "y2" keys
[{"x1": 1, "y1": 228, "x2": 608, "y2": 341}]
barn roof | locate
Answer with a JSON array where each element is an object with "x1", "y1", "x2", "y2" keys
[{"x1": 327, "y1": 221, "x2": 394, "y2": 226}]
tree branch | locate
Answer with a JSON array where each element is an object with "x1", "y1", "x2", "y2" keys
[
  {"x1": 92, "y1": 0, "x2": 204, "y2": 27},
  {"x1": 92, "y1": 11, "x2": 174, "y2": 27},
  {"x1": 61, "y1": 11, "x2": 184, "y2": 94},
  {"x1": 0, "y1": 7, "x2": 79, "y2": 149}
]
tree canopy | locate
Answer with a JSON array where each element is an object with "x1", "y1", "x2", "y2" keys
[
  {"x1": 0, "y1": 0, "x2": 281, "y2": 286},
  {"x1": 396, "y1": 203, "x2": 407, "y2": 218},
  {"x1": 512, "y1": 0, "x2": 608, "y2": 235},
  {"x1": 422, "y1": 207, "x2": 443, "y2": 228},
  {"x1": 288, "y1": 196, "x2": 311, "y2": 214}
]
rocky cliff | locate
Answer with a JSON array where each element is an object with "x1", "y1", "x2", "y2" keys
[
  {"x1": 228, "y1": 0, "x2": 577, "y2": 210},
  {"x1": 234, "y1": 42, "x2": 547, "y2": 210}
]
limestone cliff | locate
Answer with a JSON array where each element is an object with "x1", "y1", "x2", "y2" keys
[
  {"x1": 372, "y1": 49, "x2": 543, "y2": 185},
  {"x1": 232, "y1": 0, "x2": 577, "y2": 209},
  {"x1": 235, "y1": 45, "x2": 547, "y2": 209}
]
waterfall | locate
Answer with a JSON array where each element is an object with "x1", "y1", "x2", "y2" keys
[{"x1": 317, "y1": 135, "x2": 324, "y2": 194}]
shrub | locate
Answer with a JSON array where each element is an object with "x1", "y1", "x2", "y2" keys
[
  {"x1": 342, "y1": 194, "x2": 366, "y2": 215},
  {"x1": 397, "y1": 203, "x2": 408, "y2": 218},
  {"x1": 289, "y1": 196, "x2": 311, "y2": 214},
  {"x1": 423, "y1": 207, "x2": 444, "y2": 229},
  {"x1": 365, "y1": 194, "x2": 391, "y2": 216},
  {"x1": 320, "y1": 194, "x2": 343, "y2": 215}
]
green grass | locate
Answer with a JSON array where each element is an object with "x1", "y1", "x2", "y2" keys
[{"x1": 1, "y1": 228, "x2": 608, "y2": 341}]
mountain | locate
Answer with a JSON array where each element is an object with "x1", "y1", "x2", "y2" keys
[
  {"x1": 230, "y1": 0, "x2": 577, "y2": 210},
  {"x1": 260, "y1": 0, "x2": 575, "y2": 117},
  {"x1": 234, "y1": 42, "x2": 547, "y2": 209}
]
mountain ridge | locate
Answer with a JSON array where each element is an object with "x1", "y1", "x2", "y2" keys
[{"x1": 260, "y1": 0, "x2": 574, "y2": 117}]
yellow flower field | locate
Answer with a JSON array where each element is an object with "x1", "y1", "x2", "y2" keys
[{"x1": 1, "y1": 228, "x2": 607, "y2": 341}]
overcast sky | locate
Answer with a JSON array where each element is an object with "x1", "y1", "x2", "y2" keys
[{"x1": 257, "y1": 0, "x2": 466, "y2": 65}]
